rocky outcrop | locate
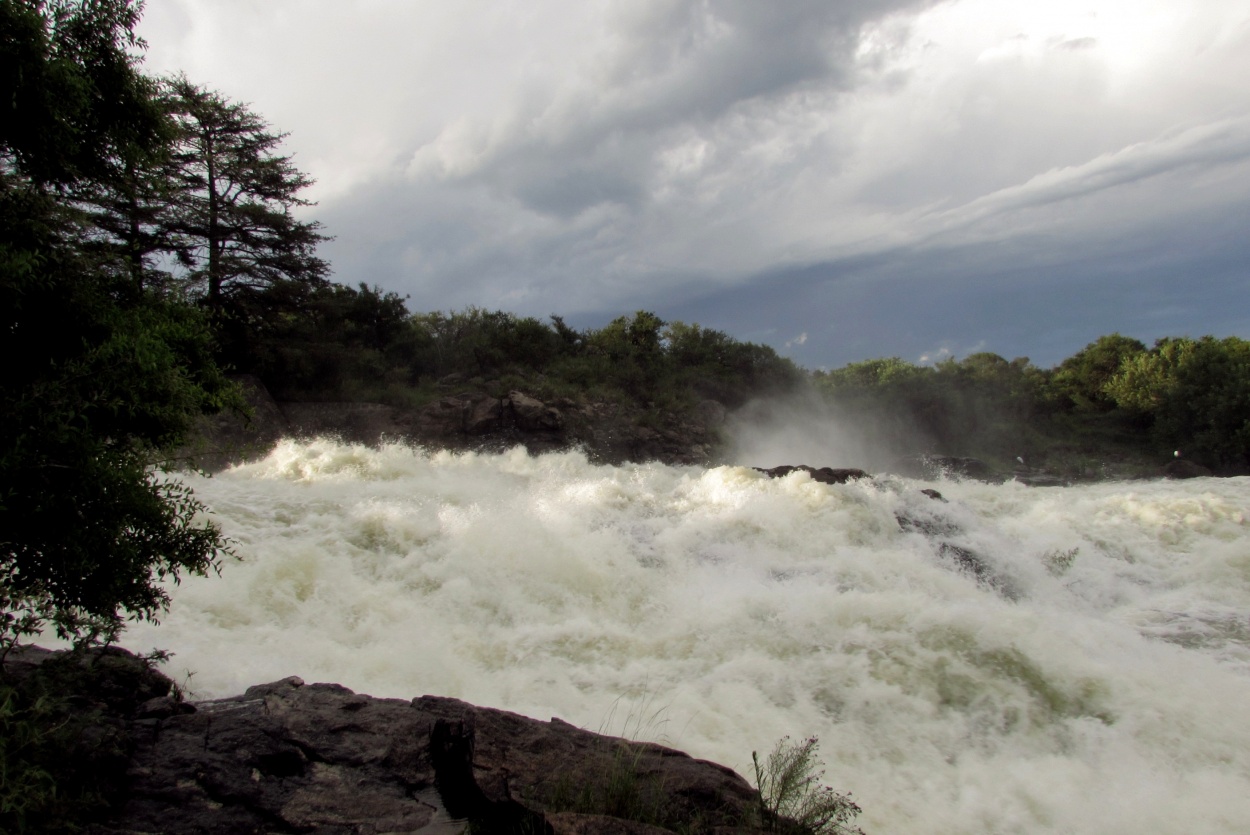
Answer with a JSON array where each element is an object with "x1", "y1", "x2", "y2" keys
[
  {"x1": 1164, "y1": 458, "x2": 1214, "y2": 479},
  {"x1": 753, "y1": 465, "x2": 870, "y2": 484},
  {"x1": 180, "y1": 375, "x2": 292, "y2": 470},
  {"x1": 189, "y1": 378, "x2": 722, "y2": 470},
  {"x1": 4, "y1": 647, "x2": 766, "y2": 835}
]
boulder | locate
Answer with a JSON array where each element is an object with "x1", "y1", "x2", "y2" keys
[
  {"x1": 417, "y1": 395, "x2": 475, "y2": 436},
  {"x1": 1164, "y1": 459, "x2": 1214, "y2": 479},
  {"x1": 754, "y1": 465, "x2": 870, "y2": 484},
  {"x1": 509, "y1": 391, "x2": 563, "y2": 431},
  {"x1": 5, "y1": 648, "x2": 769, "y2": 834},
  {"x1": 465, "y1": 396, "x2": 504, "y2": 434}
]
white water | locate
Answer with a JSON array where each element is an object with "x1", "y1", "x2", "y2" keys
[{"x1": 122, "y1": 439, "x2": 1250, "y2": 834}]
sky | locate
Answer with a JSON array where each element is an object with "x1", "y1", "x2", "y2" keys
[{"x1": 136, "y1": 0, "x2": 1250, "y2": 369}]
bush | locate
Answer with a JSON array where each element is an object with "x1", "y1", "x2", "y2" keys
[{"x1": 752, "y1": 736, "x2": 864, "y2": 835}]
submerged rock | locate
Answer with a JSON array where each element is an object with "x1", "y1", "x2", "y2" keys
[{"x1": 754, "y1": 464, "x2": 870, "y2": 484}]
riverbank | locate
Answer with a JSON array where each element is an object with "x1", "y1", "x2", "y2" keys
[{"x1": 2, "y1": 645, "x2": 779, "y2": 834}]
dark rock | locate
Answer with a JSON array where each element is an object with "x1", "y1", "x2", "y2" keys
[
  {"x1": 1164, "y1": 459, "x2": 1214, "y2": 479},
  {"x1": 414, "y1": 695, "x2": 759, "y2": 833},
  {"x1": 509, "y1": 391, "x2": 564, "y2": 431},
  {"x1": 418, "y1": 396, "x2": 475, "y2": 436},
  {"x1": 754, "y1": 465, "x2": 870, "y2": 484},
  {"x1": 1013, "y1": 472, "x2": 1071, "y2": 487},
  {"x1": 6, "y1": 648, "x2": 769, "y2": 834},
  {"x1": 896, "y1": 505, "x2": 1017, "y2": 599},
  {"x1": 180, "y1": 374, "x2": 291, "y2": 469},
  {"x1": 464, "y1": 396, "x2": 504, "y2": 434}
]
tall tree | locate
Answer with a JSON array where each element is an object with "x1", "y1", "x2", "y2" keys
[
  {"x1": 1, "y1": 0, "x2": 237, "y2": 647},
  {"x1": 162, "y1": 75, "x2": 329, "y2": 306}
]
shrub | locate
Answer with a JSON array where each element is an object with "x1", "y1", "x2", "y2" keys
[{"x1": 752, "y1": 736, "x2": 864, "y2": 835}]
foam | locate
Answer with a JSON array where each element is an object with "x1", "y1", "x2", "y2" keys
[{"x1": 120, "y1": 441, "x2": 1250, "y2": 833}]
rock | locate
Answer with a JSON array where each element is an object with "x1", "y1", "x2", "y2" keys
[
  {"x1": 896, "y1": 502, "x2": 1017, "y2": 599},
  {"x1": 180, "y1": 374, "x2": 291, "y2": 469},
  {"x1": 6, "y1": 648, "x2": 770, "y2": 834},
  {"x1": 419, "y1": 395, "x2": 475, "y2": 436},
  {"x1": 1164, "y1": 459, "x2": 1213, "y2": 479},
  {"x1": 465, "y1": 396, "x2": 504, "y2": 434},
  {"x1": 754, "y1": 465, "x2": 870, "y2": 484},
  {"x1": 548, "y1": 812, "x2": 676, "y2": 834},
  {"x1": 415, "y1": 696, "x2": 758, "y2": 831},
  {"x1": 509, "y1": 391, "x2": 563, "y2": 431},
  {"x1": 1013, "y1": 472, "x2": 1071, "y2": 487}
]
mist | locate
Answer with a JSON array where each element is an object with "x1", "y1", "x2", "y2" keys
[{"x1": 721, "y1": 389, "x2": 935, "y2": 474}]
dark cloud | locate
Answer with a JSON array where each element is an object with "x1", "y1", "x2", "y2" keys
[
  {"x1": 653, "y1": 192, "x2": 1250, "y2": 369},
  {"x1": 141, "y1": 0, "x2": 1250, "y2": 368}
]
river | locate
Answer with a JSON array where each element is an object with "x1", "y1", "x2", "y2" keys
[{"x1": 123, "y1": 438, "x2": 1250, "y2": 833}]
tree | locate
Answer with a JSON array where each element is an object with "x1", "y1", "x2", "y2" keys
[
  {"x1": 161, "y1": 75, "x2": 329, "y2": 306},
  {"x1": 1106, "y1": 336, "x2": 1250, "y2": 469},
  {"x1": 1048, "y1": 333, "x2": 1146, "y2": 413},
  {"x1": 1, "y1": 0, "x2": 237, "y2": 647}
]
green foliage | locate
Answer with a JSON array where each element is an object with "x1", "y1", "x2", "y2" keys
[
  {"x1": 160, "y1": 74, "x2": 330, "y2": 306},
  {"x1": 243, "y1": 281, "x2": 426, "y2": 400},
  {"x1": 815, "y1": 352, "x2": 1045, "y2": 462},
  {"x1": 752, "y1": 736, "x2": 864, "y2": 835},
  {"x1": 665, "y1": 320, "x2": 803, "y2": 405},
  {"x1": 410, "y1": 307, "x2": 563, "y2": 381},
  {"x1": 1105, "y1": 336, "x2": 1250, "y2": 468},
  {"x1": 540, "y1": 740, "x2": 670, "y2": 828},
  {"x1": 1047, "y1": 333, "x2": 1146, "y2": 413},
  {"x1": 0, "y1": 685, "x2": 62, "y2": 832},
  {"x1": 812, "y1": 331, "x2": 1250, "y2": 475},
  {"x1": 1, "y1": 0, "x2": 238, "y2": 647},
  {"x1": 0, "y1": 0, "x2": 165, "y2": 186}
]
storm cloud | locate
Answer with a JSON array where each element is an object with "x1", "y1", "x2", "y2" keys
[{"x1": 138, "y1": 0, "x2": 1250, "y2": 367}]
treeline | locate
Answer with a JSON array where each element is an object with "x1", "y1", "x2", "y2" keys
[
  {"x1": 246, "y1": 292, "x2": 802, "y2": 410},
  {"x1": 814, "y1": 334, "x2": 1250, "y2": 474}
]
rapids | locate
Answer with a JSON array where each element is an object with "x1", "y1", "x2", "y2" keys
[{"x1": 122, "y1": 439, "x2": 1250, "y2": 834}]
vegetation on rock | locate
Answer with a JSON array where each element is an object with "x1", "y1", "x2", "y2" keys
[{"x1": 753, "y1": 736, "x2": 864, "y2": 835}]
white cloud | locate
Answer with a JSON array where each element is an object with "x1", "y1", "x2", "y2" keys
[{"x1": 135, "y1": 0, "x2": 1250, "y2": 358}]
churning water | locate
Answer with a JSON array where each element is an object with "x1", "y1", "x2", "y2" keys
[{"x1": 123, "y1": 439, "x2": 1250, "y2": 833}]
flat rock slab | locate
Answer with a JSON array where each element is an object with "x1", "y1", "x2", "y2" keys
[{"x1": 50, "y1": 665, "x2": 766, "y2": 834}]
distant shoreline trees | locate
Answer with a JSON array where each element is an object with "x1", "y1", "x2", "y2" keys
[{"x1": 813, "y1": 334, "x2": 1250, "y2": 473}]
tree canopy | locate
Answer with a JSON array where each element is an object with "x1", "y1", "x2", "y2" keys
[
  {"x1": 1, "y1": 0, "x2": 237, "y2": 647},
  {"x1": 161, "y1": 75, "x2": 330, "y2": 305}
]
